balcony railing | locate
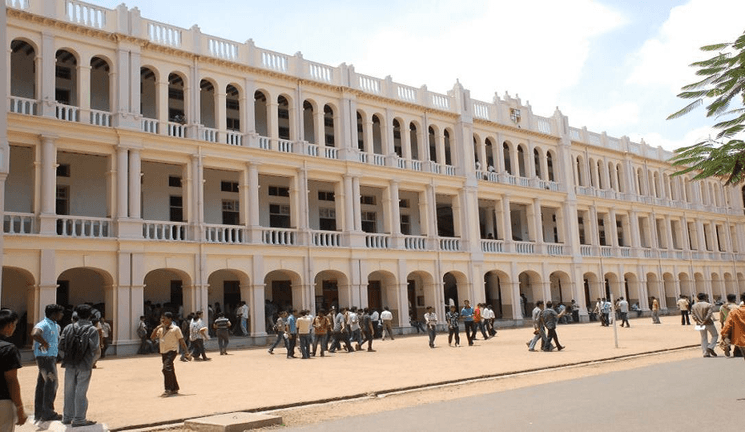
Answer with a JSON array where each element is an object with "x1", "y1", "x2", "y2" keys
[
  {"x1": 514, "y1": 241, "x2": 534, "y2": 254},
  {"x1": 8, "y1": 96, "x2": 38, "y2": 115},
  {"x1": 580, "y1": 245, "x2": 593, "y2": 256},
  {"x1": 403, "y1": 235, "x2": 427, "y2": 250},
  {"x1": 258, "y1": 136, "x2": 270, "y2": 150},
  {"x1": 278, "y1": 139, "x2": 294, "y2": 153},
  {"x1": 311, "y1": 230, "x2": 342, "y2": 247},
  {"x1": 204, "y1": 224, "x2": 247, "y2": 244},
  {"x1": 56, "y1": 216, "x2": 111, "y2": 238},
  {"x1": 365, "y1": 233, "x2": 391, "y2": 249},
  {"x1": 201, "y1": 127, "x2": 218, "y2": 143},
  {"x1": 89, "y1": 109, "x2": 111, "y2": 127},
  {"x1": 439, "y1": 237, "x2": 461, "y2": 251},
  {"x1": 226, "y1": 131, "x2": 243, "y2": 146},
  {"x1": 3, "y1": 212, "x2": 36, "y2": 234},
  {"x1": 143, "y1": 221, "x2": 188, "y2": 241},
  {"x1": 55, "y1": 103, "x2": 80, "y2": 122},
  {"x1": 168, "y1": 122, "x2": 185, "y2": 138},
  {"x1": 546, "y1": 243, "x2": 566, "y2": 255},
  {"x1": 261, "y1": 228, "x2": 297, "y2": 245},
  {"x1": 141, "y1": 118, "x2": 159, "y2": 134},
  {"x1": 481, "y1": 239, "x2": 504, "y2": 253}
]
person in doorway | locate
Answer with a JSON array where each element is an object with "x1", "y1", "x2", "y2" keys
[
  {"x1": 31, "y1": 304, "x2": 64, "y2": 423},
  {"x1": 136, "y1": 316, "x2": 152, "y2": 354},
  {"x1": 0, "y1": 309, "x2": 27, "y2": 430},
  {"x1": 571, "y1": 299, "x2": 580, "y2": 323},
  {"x1": 285, "y1": 309, "x2": 297, "y2": 358},
  {"x1": 677, "y1": 294, "x2": 691, "y2": 325},
  {"x1": 380, "y1": 307, "x2": 394, "y2": 341},
  {"x1": 152, "y1": 312, "x2": 190, "y2": 397},
  {"x1": 237, "y1": 301, "x2": 249, "y2": 336},
  {"x1": 189, "y1": 312, "x2": 210, "y2": 361},
  {"x1": 691, "y1": 293, "x2": 718, "y2": 357},
  {"x1": 424, "y1": 306, "x2": 438, "y2": 348},
  {"x1": 267, "y1": 311, "x2": 288, "y2": 355},
  {"x1": 98, "y1": 315, "x2": 111, "y2": 359},
  {"x1": 212, "y1": 312, "x2": 231, "y2": 355},
  {"x1": 360, "y1": 309, "x2": 375, "y2": 352}
]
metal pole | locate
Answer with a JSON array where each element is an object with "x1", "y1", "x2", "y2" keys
[{"x1": 611, "y1": 292, "x2": 618, "y2": 348}]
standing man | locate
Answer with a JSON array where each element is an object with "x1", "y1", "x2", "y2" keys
[
  {"x1": 618, "y1": 297, "x2": 630, "y2": 328},
  {"x1": 527, "y1": 301, "x2": 547, "y2": 352},
  {"x1": 677, "y1": 294, "x2": 691, "y2": 325},
  {"x1": 721, "y1": 293, "x2": 745, "y2": 360},
  {"x1": 650, "y1": 297, "x2": 661, "y2": 324},
  {"x1": 446, "y1": 305, "x2": 460, "y2": 347},
  {"x1": 380, "y1": 307, "x2": 394, "y2": 341},
  {"x1": 691, "y1": 293, "x2": 718, "y2": 357},
  {"x1": 601, "y1": 298, "x2": 612, "y2": 327},
  {"x1": 461, "y1": 300, "x2": 475, "y2": 346},
  {"x1": 285, "y1": 309, "x2": 297, "y2": 359},
  {"x1": 31, "y1": 304, "x2": 64, "y2": 422},
  {"x1": 329, "y1": 308, "x2": 352, "y2": 354},
  {"x1": 0, "y1": 309, "x2": 27, "y2": 430},
  {"x1": 424, "y1": 306, "x2": 438, "y2": 348},
  {"x1": 237, "y1": 301, "x2": 249, "y2": 336},
  {"x1": 60, "y1": 304, "x2": 99, "y2": 427},
  {"x1": 311, "y1": 309, "x2": 330, "y2": 357},
  {"x1": 137, "y1": 316, "x2": 152, "y2": 354},
  {"x1": 571, "y1": 299, "x2": 580, "y2": 324},
  {"x1": 370, "y1": 309, "x2": 380, "y2": 339},
  {"x1": 718, "y1": 294, "x2": 738, "y2": 357},
  {"x1": 347, "y1": 308, "x2": 362, "y2": 351},
  {"x1": 212, "y1": 312, "x2": 231, "y2": 355},
  {"x1": 360, "y1": 309, "x2": 375, "y2": 352},
  {"x1": 541, "y1": 301, "x2": 566, "y2": 351},
  {"x1": 152, "y1": 312, "x2": 190, "y2": 397},
  {"x1": 296, "y1": 310, "x2": 312, "y2": 359}
]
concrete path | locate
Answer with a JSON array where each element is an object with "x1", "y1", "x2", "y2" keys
[{"x1": 14, "y1": 314, "x2": 706, "y2": 430}]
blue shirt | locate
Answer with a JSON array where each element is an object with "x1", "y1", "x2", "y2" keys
[
  {"x1": 287, "y1": 315, "x2": 297, "y2": 334},
  {"x1": 33, "y1": 317, "x2": 61, "y2": 357},
  {"x1": 461, "y1": 307, "x2": 474, "y2": 322}
]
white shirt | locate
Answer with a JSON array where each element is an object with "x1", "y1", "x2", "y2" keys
[
  {"x1": 371, "y1": 311, "x2": 379, "y2": 321},
  {"x1": 239, "y1": 304, "x2": 249, "y2": 318},
  {"x1": 380, "y1": 310, "x2": 393, "y2": 321},
  {"x1": 483, "y1": 308, "x2": 495, "y2": 320}
]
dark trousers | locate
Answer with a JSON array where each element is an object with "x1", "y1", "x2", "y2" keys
[
  {"x1": 602, "y1": 313, "x2": 610, "y2": 326},
  {"x1": 287, "y1": 334, "x2": 297, "y2": 357},
  {"x1": 544, "y1": 328, "x2": 561, "y2": 350},
  {"x1": 681, "y1": 311, "x2": 691, "y2": 325},
  {"x1": 161, "y1": 351, "x2": 179, "y2": 392},
  {"x1": 216, "y1": 329, "x2": 229, "y2": 354},
  {"x1": 190, "y1": 338, "x2": 207, "y2": 359},
  {"x1": 476, "y1": 321, "x2": 489, "y2": 339},
  {"x1": 330, "y1": 331, "x2": 352, "y2": 352},
  {"x1": 464, "y1": 321, "x2": 475, "y2": 345},
  {"x1": 427, "y1": 326, "x2": 436, "y2": 347},
  {"x1": 361, "y1": 330, "x2": 374, "y2": 350},
  {"x1": 299, "y1": 334, "x2": 311, "y2": 359},
  {"x1": 268, "y1": 332, "x2": 286, "y2": 353},
  {"x1": 35, "y1": 356, "x2": 58, "y2": 420},
  {"x1": 312, "y1": 333, "x2": 327, "y2": 356},
  {"x1": 620, "y1": 312, "x2": 630, "y2": 327},
  {"x1": 448, "y1": 326, "x2": 460, "y2": 345}
]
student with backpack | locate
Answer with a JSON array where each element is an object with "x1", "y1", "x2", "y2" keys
[{"x1": 59, "y1": 304, "x2": 99, "y2": 427}]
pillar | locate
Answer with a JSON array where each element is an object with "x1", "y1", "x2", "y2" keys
[{"x1": 128, "y1": 149, "x2": 141, "y2": 218}]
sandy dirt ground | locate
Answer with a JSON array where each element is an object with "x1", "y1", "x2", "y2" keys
[{"x1": 14, "y1": 314, "x2": 704, "y2": 430}]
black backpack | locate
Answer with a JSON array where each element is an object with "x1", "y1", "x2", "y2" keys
[{"x1": 63, "y1": 324, "x2": 91, "y2": 366}]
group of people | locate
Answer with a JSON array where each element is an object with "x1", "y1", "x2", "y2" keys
[
  {"x1": 684, "y1": 292, "x2": 745, "y2": 359},
  {"x1": 526, "y1": 301, "x2": 567, "y2": 352}
]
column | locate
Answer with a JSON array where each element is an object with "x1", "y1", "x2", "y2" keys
[
  {"x1": 364, "y1": 119, "x2": 374, "y2": 153},
  {"x1": 509, "y1": 145, "x2": 518, "y2": 176},
  {"x1": 116, "y1": 147, "x2": 128, "y2": 219},
  {"x1": 239, "y1": 166, "x2": 249, "y2": 226},
  {"x1": 352, "y1": 176, "x2": 362, "y2": 231},
  {"x1": 248, "y1": 163, "x2": 260, "y2": 227},
  {"x1": 696, "y1": 218, "x2": 706, "y2": 251},
  {"x1": 129, "y1": 50, "x2": 141, "y2": 119},
  {"x1": 215, "y1": 89, "x2": 227, "y2": 142},
  {"x1": 665, "y1": 215, "x2": 675, "y2": 251},
  {"x1": 608, "y1": 209, "x2": 618, "y2": 247},
  {"x1": 389, "y1": 180, "x2": 401, "y2": 235},
  {"x1": 78, "y1": 64, "x2": 91, "y2": 113},
  {"x1": 436, "y1": 130, "x2": 445, "y2": 167},
  {"x1": 527, "y1": 141, "x2": 536, "y2": 178},
  {"x1": 128, "y1": 149, "x2": 141, "y2": 218},
  {"x1": 314, "y1": 105, "x2": 325, "y2": 146},
  {"x1": 419, "y1": 189, "x2": 432, "y2": 237},
  {"x1": 531, "y1": 198, "x2": 543, "y2": 243},
  {"x1": 589, "y1": 206, "x2": 599, "y2": 246},
  {"x1": 243, "y1": 77, "x2": 256, "y2": 135},
  {"x1": 629, "y1": 210, "x2": 641, "y2": 249},
  {"x1": 293, "y1": 168, "x2": 308, "y2": 230},
  {"x1": 250, "y1": 284, "x2": 267, "y2": 336},
  {"x1": 540, "y1": 151, "x2": 549, "y2": 181},
  {"x1": 401, "y1": 123, "x2": 411, "y2": 161},
  {"x1": 501, "y1": 195, "x2": 513, "y2": 245},
  {"x1": 268, "y1": 100, "x2": 279, "y2": 146},
  {"x1": 191, "y1": 154, "x2": 204, "y2": 225},
  {"x1": 40, "y1": 32, "x2": 56, "y2": 117},
  {"x1": 157, "y1": 79, "x2": 169, "y2": 135}
]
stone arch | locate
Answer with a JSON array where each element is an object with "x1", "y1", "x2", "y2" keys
[
  {"x1": 89, "y1": 56, "x2": 111, "y2": 113},
  {"x1": 604, "y1": 272, "x2": 620, "y2": 300},
  {"x1": 678, "y1": 272, "x2": 693, "y2": 298},
  {"x1": 225, "y1": 83, "x2": 241, "y2": 133},
  {"x1": 10, "y1": 39, "x2": 37, "y2": 101},
  {"x1": 518, "y1": 270, "x2": 542, "y2": 317},
  {"x1": 406, "y1": 270, "x2": 435, "y2": 322},
  {"x1": 264, "y1": 269, "x2": 303, "y2": 313},
  {"x1": 253, "y1": 89, "x2": 270, "y2": 136},
  {"x1": 199, "y1": 78, "x2": 218, "y2": 128},
  {"x1": 549, "y1": 271, "x2": 572, "y2": 306},
  {"x1": 167, "y1": 72, "x2": 188, "y2": 124},
  {"x1": 546, "y1": 149, "x2": 556, "y2": 182},
  {"x1": 738, "y1": 272, "x2": 745, "y2": 293},
  {"x1": 1, "y1": 267, "x2": 35, "y2": 346},
  {"x1": 367, "y1": 270, "x2": 398, "y2": 320},
  {"x1": 724, "y1": 272, "x2": 736, "y2": 297},
  {"x1": 144, "y1": 268, "x2": 193, "y2": 321},
  {"x1": 484, "y1": 269, "x2": 511, "y2": 319},
  {"x1": 277, "y1": 94, "x2": 294, "y2": 140},
  {"x1": 516, "y1": 143, "x2": 528, "y2": 177},
  {"x1": 583, "y1": 271, "x2": 600, "y2": 309},
  {"x1": 313, "y1": 270, "x2": 349, "y2": 312},
  {"x1": 56, "y1": 49, "x2": 79, "y2": 107},
  {"x1": 409, "y1": 121, "x2": 420, "y2": 160},
  {"x1": 393, "y1": 117, "x2": 405, "y2": 157},
  {"x1": 443, "y1": 128, "x2": 454, "y2": 166},
  {"x1": 503, "y1": 141, "x2": 514, "y2": 175},
  {"x1": 623, "y1": 272, "x2": 640, "y2": 305},
  {"x1": 694, "y1": 272, "x2": 706, "y2": 296},
  {"x1": 372, "y1": 113, "x2": 384, "y2": 154},
  {"x1": 443, "y1": 271, "x2": 469, "y2": 312},
  {"x1": 303, "y1": 99, "x2": 319, "y2": 144},
  {"x1": 646, "y1": 272, "x2": 661, "y2": 308},
  {"x1": 711, "y1": 272, "x2": 724, "y2": 301},
  {"x1": 663, "y1": 272, "x2": 676, "y2": 309},
  {"x1": 139, "y1": 66, "x2": 158, "y2": 120},
  {"x1": 207, "y1": 268, "x2": 250, "y2": 325}
]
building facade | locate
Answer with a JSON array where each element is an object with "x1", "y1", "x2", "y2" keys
[{"x1": 3, "y1": 0, "x2": 745, "y2": 354}]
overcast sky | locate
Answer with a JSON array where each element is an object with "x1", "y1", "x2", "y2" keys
[{"x1": 94, "y1": 0, "x2": 745, "y2": 152}]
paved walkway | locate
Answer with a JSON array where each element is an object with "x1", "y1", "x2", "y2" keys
[{"x1": 15, "y1": 314, "x2": 703, "y2": 430}]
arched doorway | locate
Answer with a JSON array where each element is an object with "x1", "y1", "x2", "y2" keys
[
  {"x1": 207, "y1": 269, "x2": 250, "y2": 332},
  {"x1": 58, "y1": 267, "x2": 113, "y2": 334},
  {"x1": 314, "y1": 270, "x2": 347, "y2": 312},
  {"x1": 265, "y1": 270, "x2": 302, "y2": 313},
  {"x1": 368, "y1": 270, "x2": 398, "y2": 320},
  {"x1": 1, "y1": 267, "x2": 35, "y2": 346},
  {"x1": 484, "y1": 270, "x2": 511, "y2": 319},
  {"x1": 549, "y1": 271, "x2": 572, "y2": 306},
  {"x1": 144, "y1": 268, "x2": 192, "y2": 327},
  {"x1": 518, "y1": 270, "x2": 542, "y2": 318},
  {"x1": 406, "y1": 271, "x2": 435, "y2": 323},
  {"x1": 443, "y1": 271, "x2": 469, "y2": 314}
]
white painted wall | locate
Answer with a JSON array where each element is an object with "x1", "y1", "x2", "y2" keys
[
  {"x1": 57, "y1": 152, "x2": 108, "y2": 217},
  {"x1": 6, "y1": 146, "x2": 33, "y2": 213},
  {"x1": 141, "y1": 161, "x2": 184, "y2": 221}
]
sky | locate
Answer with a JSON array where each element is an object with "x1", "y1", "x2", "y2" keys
[{"x1": 93, "y1": 0, "x2": 745, "y2": 152}]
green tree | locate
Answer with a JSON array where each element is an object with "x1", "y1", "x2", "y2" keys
[{"x1": 667, "y1": 31, "x2": 745, "y2": 185}]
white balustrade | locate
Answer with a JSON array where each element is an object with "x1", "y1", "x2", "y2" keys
[
  {"x1": 430, "y1": 93, "x2": 450, "y2": 110},
  {"x1": 204, "y1": 224, "x2": 247, "y2": 244},
  {"x1": 3, "y1": 212, "x2": 35, "y2": 234},
  {"x1": 278, "y1": 139, "x2": 294, "y2": 153},
  {"x1": 258, "y1": 136, "x2": 270, "y2": 150},
  {"x1": 308, "y1": 62, "x2": 333, "y2": 83},
  {"x1": 576, "y1": 186, "x2": 593, "y2": 196},
  {"x1": 546, "y1": 243, "x2": 565, "y2": 255},
  {"x1": 486, "y1": 171, "x2": 498, "y2": 182},
  {"x1": 481, "y1": 239, "x2": 504, "y2": 253},
  {"x1": 141, "y1": 118, "x2": 158, "y2": 134},
  {"x1": 307, "y1": 143, "x2": 319, "y2": 157},
  {"x1": 429, "y1": 162, "x2": 442, "y2": 174},
  {"x1": 588, "y1": 133, "x2": 602, "y2": 146},
  {"x1": 473, "y1": 102, "x2": 489, "y2": 120},
  {"x1": 143, "y1": 221, "x2": 187, "y2": 241},
  {"x1": 397, "y1": 85, "x2": 417, "y2": 102},
  {"x1": 261, "y1": 228, "x2": 297, "y2": 245},
  {"x1": 226, "y1": 131, "x2": 243, "y2": 146},
  {"x1": 260, "y1": 50, "x2": 288, "y2": 72},
  {"x1": 535, "y1": 116, "x2": 552, "y2": 134},
  {"x1": 517, "y1": 176, "x2": 530, "y2": 187},
  {"x1": 505, "y1": 174, "x2": 518, "y2": 185},
  {"x1": 580, "y1": 245, "x2": 593, "y2": 256},
  {"x1": 311, "y1": 231, "x2": 342, "y2": 247},
  {"x1": 600, "y1": 246, "x2": 613, "y2": 257},
  {"x1": 89, "y1": 109, "x2": 111, "y2": 127},
  {"x1": 403, "y1": 235, "x2": 427, "y2": 251},
  {"x1": 373, "y1": 154, "x2": 386, "y2": 166},
  {"x1": 608, "y1": 138, "x2": 621, "y2": 151},
  {"x1": 5, "y1": 0, "x2": 29, "y2": 10},
  {"x1": 570, "y1": 128, "x2": 582, "y2": 141},
  {"x1": 324, "y1": 147, "x2": 339, "y2": 159},
  {"x1": 444, "y1": 165, "x2": 456, "y2": 176},
  {"x1": 439, "y1": 238, "x2": 461, "y2": 251},
  {"x1": 357, "y1": 152, "x2": 368, "y2": 163},
  {"x1": 56, "y1": 216, "x2": 111, "y2": 238},
  {"x1": 514, "y1": 241, "x2": 535, "y2": 254},
  {"x1": 147, "y1": 22, "x2": 182, "y2": 47},
  {"x1": 202, "y1": 127, "x2": 218, "y2": 143},
  {"x1": 208, "y1": 38, "x2": 238, "y2": 61},
  {"x1": 643, "y1": 249, "x2": 653, "y2": 258},
  {"x1": 358, "y1": 75, "x2": 381, "y2": 94},
  {"x1": 55, "y1": 104, "x2": 79, "y2": 122},
  {"x1": 659, "y1": 250, "x2": 670, "y2": 259},
  {"x1": 620, "y1": 247, "x2": 632, "y2": 257},
  {"x1": 396, "y1": 158, "x2": 406, "y2": 169},
  {"x1": 409, "y1": 160, "x2": 422, "y2": 171},
  {"x1": 629, "y1": 143, "x2": 641, "y2": 155},
  {"x1": 168, "y1": 122, "x2": 185, "y2": 138},
  {"x1": 8, "y1": 96, "x2": 37, "y2": 115},
  {"x1": 65, "y1": 0, "x2": 106, "y2": 29},
  {"x1": 674, "y1": 251, "x2": 684, "y2": 260},
  {"x1": 365, "y1": 234, "x2": 390, "y2": 249}
]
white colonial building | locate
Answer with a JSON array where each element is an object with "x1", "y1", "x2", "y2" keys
[{"x1": 2, "y1": 0, "x2": 745, "y2": 354}]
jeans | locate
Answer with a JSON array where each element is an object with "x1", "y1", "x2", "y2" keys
[
  {"x1": 463, "y1": 321, "x2": 475, "y2": 345},
  {"x1": 681, "y1": 311, "x2": 691, "y2": 325},
  {"x1": 161, "y1": 350, "x2": 179, "y2": 392},
  {"x1": 361, "y1": 330, "x2": 373, "y2": 350},
  {"x1": 216, "y1": 329, "x2": 230, "y2": 354},
  {"x1": 299, "y1": 334, "x2": 311, "y2": 359},
  {"x1": 35, "y1": 356, "x2": 59, "y2": 420},
  {"x1": 476, "y1": 321, "x2": 489, "y2": 339},
  {"x1": 190, "y1": 338, "x2": 207, "y2": 359},
  {"x1": 350, "y1": 329, "x2": 362, "y2": 347},
  {"x1": 620, "y1": 312, "x2": 630, "y2": 327},
  {"x1": 240, "y1": 318, "x2": 248, "y2": 335},
  {"x1": 312, "y1": 333, "x2": 327, "y2": 356},
  {"x1": 652, "y1": 310, "x2": 660, "y2": 324},
  {"x1": 544, "y1": 328, "x2": 562, "y2": 350},
  {"x1": 330, "y1": 331, "x2": 352, "y2": 352},
  {"x1": 448, "y1": 326, "x2": 460, "y2": 345},
  {"x1": 700, "y1": 323, "x2": 718, "y2": 354},
  {"x1": 268, "y1": 332, "x2": 287, "y2": 353},
  {"x1": 63, "y1": 366, "x2": 92, "y2": 424},
  {"x1": 287, "y1": 334, "x2": 297, "y2": 357},
  {"x1": 427, "y1": 326, "x2": 436, "y2": 347}
]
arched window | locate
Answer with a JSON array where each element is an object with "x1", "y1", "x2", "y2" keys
[
  {"x1": 546, "y1": 151, "x2": 555, "y2": 182},
  {"x1": 372, "y1": 115, "x2": 383, "y2": 154},
  {"x1": 410, "y1": 123, "x2": 419, "y2": 160},
  {"x1": 444, "y1": 130, "x2": 452, "y2": 165},
  {"x1": 56, "y1": 50, "x2": 78, "y2": 106},
  {"x1": 533, "y1": 148, "x2": 541, "y2": 179},
  {"x1": 168, "y1": 73, "x2": 186, "y2": 123},
  {"x1": 356, "y1": 111, "x2": 364, "y2": 151},
  {"x1": 503, "y1": 142, "x2": 512, "y2": 175},
  {"x1": 226, "y1": 85, "x2": 240, "y2": 132},
  {"x1": 10, "y1": 40, "x2": 36, "y2": 100},
  {"x1": 140, "y1": 67, "x2": 156, "y2": 119},
  {"x1": 253, "y1": 90, "x2": 268, "y2": 136},
  {"x1": 393, "y1": 119, "x2": 402, "y2": 157},
  {"x1": 323, "y1": 105, "x2": 334, "y2": 146},
  {"x1": 200, "y1": 79, "x2": 216, "y2": 128},
  {"x1": 277, "y1": 96, "x2": 290, "y2": 140},
  {"x1": 303, "y1": 101, "x2": 314, "y2": 143},
  {"x1": 485, "y1": 138, "x2": 494, "y2": 169},
  {"x1": 428, "y1": 126, "x2": 437, "y2": 162}
]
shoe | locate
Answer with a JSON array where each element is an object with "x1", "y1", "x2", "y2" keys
[
  {"x1": 528, "y1": 348, "x2": 536, "y2": 352},
  {"x1": 203, "y1": 357, "x2": 211, "y2": 361},
  {"x1": 704, "y1": 353, "x2": 711, "y2": 358},
  {"x1": 40, "y1": 413, "x2": 63, "y2": 422},
  {"x1": 526, "y1": 342, "x2": 530, "y2": 347},
  {"x1": 62, "y1": 419, "x2": 72, "y2": 425},
  {"x1": 72, "y1": 420, "x2": 97, "y2": 427},
  {"x1": 268, "y1": 349, "x2": 274, "y2": 354},
  {"x1": 455, "y1": 343, "x2": 460, "y2": 347},
  {"x1": 706, "y1": 348, "x2": 718, "y2": 357},
  {"x1": 320, "y1": 353, "x2": 325, "y2": 357},
  {"x1": 180, "y1": 358, "x2": 189, "y2": 362},
  {"x1": 367, "y1": 348, "x2": 375, "y2": 352},
  {"x1": 557, "y1": 345, "x2": 565, "y2": 351},
  {"x1": 724, "y1": 348, "x2": 731, "y2": 357},
  {"x1": 160, "y1": 391, "x2": 170, "y2": 397}
]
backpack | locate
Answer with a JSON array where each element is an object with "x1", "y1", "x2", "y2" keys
[{"x1": 63, "y1": 324, "x2": 91, "y2": 366}]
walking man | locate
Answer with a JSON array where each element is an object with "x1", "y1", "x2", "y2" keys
[
  {"x1": 527, "y1": 301, "x2": 547, "y2": 352},
  {"x1": 461, "y1": 300, "x2": 475, "y2": 346},
  {"x1": 312, "y1": 309, "x2": 330, "y2": 357},
  {"x1": 446, "y1": 305, "x2": 460, "y2": 347},
  {"x1": 618, "y1": 297, "x2": 630, "y2": 327},
  {"x1": 267, "y1": 311, "x2": 288, "y2": 355},
  {"x1": 541, "y1": 301, "x2": 566, "y2": 351},
  {"x1": 0, "y1": 309, "x2": 27, "y2": 430},
  {"x1": 152, "y1": 312, "x2": 190, "y2": 397},
  {"x1": 212, "y1": 312, "x2": 231, "y2": 355},
  {"x1": 31, "y1": 304, "x2": 64, "y2": 423},
  {"x1": 650, "y1": 297, "x2": 661, "y2": 324},
  {"x1": 286, "y1": 310, "x2": 297, "y2": 358},
  {"x1": 329, "y1": 308, "x2": 353, "y2": 353},
  {"x1": 424, "y1": 306, "x2": 437, "y2": 348},
  {"x1": 360, "y1": 309, "x2": 375, "y2": 352},
  {"x1": 237, "y1": 301, "x2": 249, "y2": 336},
  {"x1": 677, "y1": 294, "x2": 691, "y2": 325},
  {"x1": 60, "y1": 304, "x2": 99, "y2": 427},
  {"x1": 296, "y1": 310, "x2": 312, "y2": 359},
  {"x1": 380, "y1": 307, "x2": 394, "y2": 341},
  {"x1": 600, "y1": 298, "x2": 611, "y2": 327},
  {"x1": 189, "y1": 311, "x2": 210, "y2": 361},
  {"x1": 691, "y1": 293, "x2": 718, "y2": 357}
]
